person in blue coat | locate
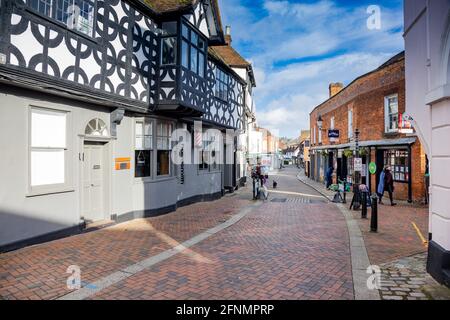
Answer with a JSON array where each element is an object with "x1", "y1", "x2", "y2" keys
[{"x1": 377, "y1": 169, "x2": 385, "y2": 204}]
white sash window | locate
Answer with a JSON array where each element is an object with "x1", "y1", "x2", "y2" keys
[{"x1": 30, "y1": 108, "x2": 68, "y2": 189}]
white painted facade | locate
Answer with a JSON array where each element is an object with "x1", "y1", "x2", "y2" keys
[{"x1": 404, "y1": 0, "x2": 450, "y2": 285}]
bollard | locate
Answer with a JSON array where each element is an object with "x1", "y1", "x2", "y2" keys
[
  {"x1": 370, "y1": 194, "x2": 378, "y2": 232},
  {"x1": 361, "y1": 192, "x2": 368, "y2": 219}
]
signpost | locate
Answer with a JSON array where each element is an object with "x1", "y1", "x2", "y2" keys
[{"x1": 354, "y1": 158, "x2": 363, "y2": 172}]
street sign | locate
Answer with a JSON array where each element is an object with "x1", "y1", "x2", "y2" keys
[
  {"x1": 369, "y1": 162, "x2": 377, "y2": 175},
  {"x1": 354, "y1": 158, "x2": 363, "y2": 172},
  {"x1": 328, "y1": 129, "x2": 340, "y2": 138}
]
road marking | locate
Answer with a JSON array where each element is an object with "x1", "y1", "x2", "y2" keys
[
  {"x1": 270, "y1": 190, "x2": 324, "y2": 199},
  {"x1": 411, "y1": 222, "x2": 428, "y2": 247},
  {"x1": 57, "y1": 202, "x2": 262, "y2": 300}
]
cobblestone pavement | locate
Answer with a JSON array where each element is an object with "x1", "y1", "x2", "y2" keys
[
  {"x1": 1, "y1": 167, "x2": 354, "y2": 300},
  {"x1": 378, "y1": 253, "x2": 450, "y2": 300}
]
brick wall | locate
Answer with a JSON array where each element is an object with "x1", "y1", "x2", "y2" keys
[{"x1": 309, "y1": 53, "x2": 426, "y2": 202}]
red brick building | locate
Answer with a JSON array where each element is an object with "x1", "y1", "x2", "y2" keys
[{"x1": 309, "y1": 52, "x2": 428, "y2": 203}]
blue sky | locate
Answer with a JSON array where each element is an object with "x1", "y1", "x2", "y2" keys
[{"x1": 220, "y1": 0, "x2": 404, "y2": 138}]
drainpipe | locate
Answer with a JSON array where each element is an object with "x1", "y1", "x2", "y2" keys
[{"x1": 408, "y1": 144, "x2": 413, "y2": 203}]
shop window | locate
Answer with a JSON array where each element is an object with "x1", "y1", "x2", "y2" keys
[
  {"x1": 30, "y1": 107, "x2": 68, "y2": 188},
  {"x1": 198, "y1": 130, "x2": 219, "y2": 171},
  {"x1": 157, "y1": 121, "x2": 173, "y2": 176},
  {"x1": 135, "y1": 119, "x2": 152, "y2": 178},
  {"x1": 385, "y1": 94, "x2": 399, "y2": 133},
  {"x1": 384, "y1": 149, "x2": 409, "y2": 182}
]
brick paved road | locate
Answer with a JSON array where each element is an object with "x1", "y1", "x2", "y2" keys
[{"x1": 1, "y1": 167, "x2": 354, "y2": 300}]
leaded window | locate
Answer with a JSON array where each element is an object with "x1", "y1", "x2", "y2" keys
[
  {"x1": 181, "y1": 22, "x2": 207, "y2": 77},
  {"x1": 215, "y1": 68, "x2": 229, "y2": 101},
  {"x1": 27, "y1": 0, "x2": 95, "y2": 37}
]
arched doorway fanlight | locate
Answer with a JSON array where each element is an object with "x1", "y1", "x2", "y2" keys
[{"x1": 85, "y1": 118, "x2": 109, "y2": 137}]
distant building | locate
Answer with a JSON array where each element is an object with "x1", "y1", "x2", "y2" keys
[{"x1": 309, "y1": 52, "x2": 427, "y2": 203}]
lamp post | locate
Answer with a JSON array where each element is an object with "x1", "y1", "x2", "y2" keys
[{"x1": 352, "y1": 128, "x2": 361, "y2": 210}]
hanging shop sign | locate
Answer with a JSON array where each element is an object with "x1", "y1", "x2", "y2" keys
[
  {"x1": 398, "y1": 113, "x2": 414, "y2": 134},
  {"x1": 354, "y1": 158, "x2": 363, "y2": 172},
  {"x1": 115, "y1": 157, "x2": 131, "y2": 171}
]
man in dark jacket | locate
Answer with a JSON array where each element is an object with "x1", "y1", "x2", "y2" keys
[
  {"x1": 326, "y1": 166, "x2": 334, "y2": 189},
  {"x1": 384, "y1": 166, "x2": 397, "y2": 206}
]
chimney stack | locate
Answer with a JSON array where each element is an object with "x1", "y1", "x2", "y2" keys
[
  {"x1": 329, "y1": 83, "x2": 343, "y2": 97},
  {"x1": 225, "y1": 26, "x2": 232, "y2": 45}
]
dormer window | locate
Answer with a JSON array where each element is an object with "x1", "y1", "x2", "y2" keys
[{"x1": 181, "y1": 22, "x2": 207, "y2": 77}]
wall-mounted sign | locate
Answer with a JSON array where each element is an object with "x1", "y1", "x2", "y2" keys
[
  {"x1": 115, "y1": 157, "x2": 131, "y2": 171},
  {"x1": 354, "y1": 158, "x2": 363, "y2": 172},
  {"x1": 328, "y1": 129, "x2": 340, "y2": 139}
]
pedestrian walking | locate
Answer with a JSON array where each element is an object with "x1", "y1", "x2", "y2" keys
[
  {"x1": 326, "y1": 166, "x2": 334, "y2": 189},
  {"x1": 377, "y1": 169, "x2": 385, "y2": 204},
  {"x1": 379, "y1": 166, "x2": 397, "y2": 206}
]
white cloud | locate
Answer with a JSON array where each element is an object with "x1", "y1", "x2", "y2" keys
[{"x1": 220, "y1": 0, "x2": 404, "y2": 137}]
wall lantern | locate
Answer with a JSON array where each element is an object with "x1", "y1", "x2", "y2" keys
[{"x1": 317, "y1": 115, "x2": 324, "y2": 130}]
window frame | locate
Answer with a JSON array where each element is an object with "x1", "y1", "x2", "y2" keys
[
  {"x1": 25, "y1": 0, "x2": 97, "y2": 39},
  {"x1": 215, "y1": 67, "x2": 229, "y2": 102},
  {"x1": 134, "y1": 118, "x2": 154, "y2": 180},
  {"x1": 27, "y1": 105, "x2": 73, "y2": 197},
  {"x1": 384, "y1": 149, "x2": 409, "y2": 183},
  {"x1": 384, "y1": 94, "x2": 399, "y2": 133},
  {"x1": 156, "y1": 120, "x2": 174, "y2": 177},
  {"x1": 180, "y1": 20, "x2": 207, "y2": 77},
  {"x1": 197, "y1": 129, "x2": 221, "y2": 173},
  {"x1": 348, "y1": 109, "x2": 353, "y2": 139},
  {"x1": 160, "y1": 35, "x2": 178, "y2": 66}
]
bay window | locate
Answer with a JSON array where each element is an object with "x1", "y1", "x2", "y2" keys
[
  {"x1": 135, "y1": 119, "x2": 152, "y2": 178},
  {"x1": 181, "y1": 22, "x2": 207, "y2": 77},
  {"x1": 27, "y1": 0, "x2": 96, "y2": 37},
  {"x1": 385, "y1": 94, "x2": 399, "y2": 133},
  {"x1": 161, "y1": 37, "x2": 177, "y2": 66},
  {"x1": 157, "y1": 121, "x2": 173, "y2": 176},
  {"x1": 30, "y1": 108, "x2": 68, "y2": 190}
]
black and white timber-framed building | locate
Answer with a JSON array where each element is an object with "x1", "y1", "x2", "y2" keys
[{"x1": 0, "y1": 0, "x2": 255, "y2": 251}]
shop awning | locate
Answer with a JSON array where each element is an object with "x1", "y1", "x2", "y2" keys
[{"x1": 311, "y1": 137, "x2": 417, "y2": 151}]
